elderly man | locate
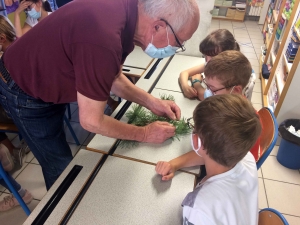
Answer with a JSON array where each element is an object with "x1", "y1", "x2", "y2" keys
[{"x1": 0, "y1": 0, "x2": 199, "y2": 189}]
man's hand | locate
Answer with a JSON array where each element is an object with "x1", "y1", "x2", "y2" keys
[
  {"x1": 142, "y1": 121, "x2": 175, "y2": 143},
  {"x1": 149, "y1": 98, "x2": 181, "y2": 121},
  {"x1": 155, "y1": 161, "x2": 176, "y2": 181}
]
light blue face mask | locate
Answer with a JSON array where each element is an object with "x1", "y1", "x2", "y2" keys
[
  {"x1": 144, "y1": 28, "x2": 179, "y2": 58},
  {"x1": 204, "y1": 89, "x2": 213, "y2": 99},
  {"x1": 28, "y1": 8, "x2": 41, "y2": 19}
]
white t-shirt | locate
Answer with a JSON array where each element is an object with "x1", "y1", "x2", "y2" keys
[
  {"x1": 25, "y1": 12, "x2": 52, "y2": 27},
  {"x1": 182, "y1": 152, "x2": 258, "y2": 225}
]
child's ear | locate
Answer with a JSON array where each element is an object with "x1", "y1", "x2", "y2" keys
[
  {"x1": 233, "y1": 85, "x2": 243, "y2": 94},
  {"x1": 0, "y1": 34, "x2": 6, "y2": 45}
]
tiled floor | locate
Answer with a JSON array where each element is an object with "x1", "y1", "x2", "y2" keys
[{"x1": 1, "y1": 20, "x2": 300, "y2": 224}]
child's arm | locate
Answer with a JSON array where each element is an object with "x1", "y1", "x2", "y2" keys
[
  {"x1": 179, "y1": 63, "x2": 205, "y2": 99},
  {"x1": 155, "y1": 151, "x2": 204, "y2": 181},
  {"x1": 191, "y1": 74, "x2": 205, "y2": 101}
]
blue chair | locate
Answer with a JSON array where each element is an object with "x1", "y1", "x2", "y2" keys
[
  {"x1": 0, "y1": 163, "x2": 31, "y2": 215},
  {"x1": 256, "y1": 107, "x2": 278, "y2": 170},
  {"x1": 259, "y1": 208, "x2": 289, "y2": 225}
]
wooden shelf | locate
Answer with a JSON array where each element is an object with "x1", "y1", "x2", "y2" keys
[
  {"x1": 273, "y1": 10, "x2": 279, "y2": 22},
  {"x1": 283, "y1": 54, "x2": 292, "y2": 73},
  {"x1": 294, "y1": 27, "x2": 300, "y2": 40},
  {"x1": 214, "y1": 5, "x2": 236, "y2": 8},
  {"x1": 266, "y1": 33, "x2": 270, "y2": 48},
  {"x1": 212, "y1": 16, "x2": 243, "y2": 21},
  {"x1": 275, "y1": 72, "x2": 285, "y2": 96}
]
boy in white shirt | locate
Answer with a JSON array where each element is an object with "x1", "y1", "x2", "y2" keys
[{"x1": 156, "y1": 94, "x2": 261, "y2": 225}]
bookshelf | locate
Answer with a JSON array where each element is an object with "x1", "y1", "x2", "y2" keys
[
  {"x1": 260, "y1": 0, "x2": 300, "y2": 124},
  {"x1": 212, "y1": 0, "x2": 247, "y2": 21}
]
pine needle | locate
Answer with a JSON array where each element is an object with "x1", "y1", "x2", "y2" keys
[{"x1": 119, "y1": 94, "x2": 192, "y2": 148}]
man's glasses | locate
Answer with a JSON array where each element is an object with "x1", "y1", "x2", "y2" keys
[
  {"x1": 160, "y1": 18, "x2": 186, "y2": 53},
  {"x1": 202, "y1": 79, "x2": 235, "y2": 95},
  {"x1": 187, "y1": 117, "x2": 194, "y2": 129}
]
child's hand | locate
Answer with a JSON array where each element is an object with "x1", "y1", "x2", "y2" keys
[
  {"x1": 155, "y1": 161, "x2": 175, "y2": 181},
  {"x1": 182, "y1": 85, "x2": 198, "y2": 99}
]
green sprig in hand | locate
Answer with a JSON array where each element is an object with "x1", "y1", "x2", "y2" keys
[{"x1": 119, "y1": 94, "x2": 192, "y2": 148}]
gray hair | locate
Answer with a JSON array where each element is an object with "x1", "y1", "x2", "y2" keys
[{"x1": 138, "y1": 0, "x2": 197, "y2": 32}]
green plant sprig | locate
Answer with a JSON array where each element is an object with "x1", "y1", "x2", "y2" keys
[{"x1": 119, "y1": 94, "x2": 192, "y2": 148}]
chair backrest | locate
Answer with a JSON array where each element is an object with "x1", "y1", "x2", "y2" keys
[
  {"x1": 259, "y1": 208, "x2": 289, "y2": 225},
  {"x1": 256, "y1": 107, "x2": 278, "y2": 169},
  {"x1": 0, "y1": 122, "x2": 19, "y2": 133}
]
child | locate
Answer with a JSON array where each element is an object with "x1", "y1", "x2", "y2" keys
[
  {"x1": 178, "y1": 29, "x2": 256, "y2": 101},
  {"x1": 156, "y1": 94, "x2": 261, "y2": 225},
  {"x1": 191, "y1": 50, "x2": 261, "y2": 161}
]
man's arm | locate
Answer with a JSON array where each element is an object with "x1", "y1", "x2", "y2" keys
[
  {"x1": 155, "y1": 151, "x2": 204, "y2": 180},
  {"x1": 77, "y1": 92, "x2": 176, "y2": 143}
]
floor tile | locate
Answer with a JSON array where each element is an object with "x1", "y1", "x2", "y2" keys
[
  {"x1": 247, "y1": 28, "x2": 261, "y2": 33},
  {"x1": 234, "y1": 33, "x2": 250, "y2": 38},
  {"x1": 262, "y1": 156, "x2": 300, "y2": 185},
  {"x1": 234, "y1": 30, "x2": 249, "y2": 35},
  {"x1": 65, "y1": 122, "x2": 90, "y2": 145},
  {"x1": 244, "y1": 52, "x2": 259, "y2": 60},
  {"x1": 283, "y1": 215, "x2": 300, "y2": 225},
  {"x1": 258, "y1": 168, "x2": 262, "y2": 178},
  {"x1": 0, "y1": 195, "x2": 40, "y2": 225},
  {"x1": 232, "y1": 22, "x2": 246, "y2": 27},
  {"x1": 252, "y1": 42, "x2": 265, "y2": 49},
  {"x1": 10, "y1": 162, "x2": 29, "y2": 180},
  {"x1": 252, "y1": 103, "x2": 263, "y2": 111},
  {"x1": 25, "y1": 151, "x2": 35, "y2": 163},
  {"x1": 265, "y1": 179, "x2": 300, "y2": 216},
  {"x1": 235, "y1": 37, "x2": 251, "y2": 43},
  {"x1": 240, "y1": 47, "x2": 256, "y2": 54},
  {"x1": 15, "y1": 164, "x2": 47, "y2": 201},
  {"x1": 251, "y1": 92, "x2": 263, "y2": 104},
  {"x1": 253, "y1": 82, "x2": 262, "y2": 93},
  {"x1": 250, "y1": 33, "x2": 264, "y2": 39},
  {"x1": 30, "y1": 157, "x2": 39, "y2": 165},
  {"x1": 259, "y1": 178, "x2": 268, "y2": 209},
  {"x1": 270, "y1": 145, "x2": 279, "y2": 156},
  {"x1": 250, "y1": 38, "x2": 265, "y2": 45},
  {"x1": 249, "y1": 59, "x2": 260, "y2": 67}
]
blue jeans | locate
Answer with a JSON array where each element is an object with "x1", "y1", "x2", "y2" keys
[
  {"x1": 0, "y1": 64, "x2": 73, "y2": 190},
  {"x1": 0, "y1": 173, "x2": 21, "y2": 193}
]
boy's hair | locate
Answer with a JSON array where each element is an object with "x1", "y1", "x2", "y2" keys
[
  {"x1": 199, "y1": 29, "x2": 240, "y2": 57},
  {"x1": 204, "y1": 50, "x2": 252, "y2": 89},
  {"x1": 0, "y1": 15, "x2": 16, "y2": 43},
  {"x1": 193, "y1": 94, "x2": 261, "y2": 167}
]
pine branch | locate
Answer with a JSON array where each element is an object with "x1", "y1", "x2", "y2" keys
[{"x1": 119, "y1": 94, "x2": 192, "y2": 148}]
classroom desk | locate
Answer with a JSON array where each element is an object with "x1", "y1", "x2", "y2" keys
[
  {"x1": 24, "y1": 149, "x2": 103, "y2": 225},
  {"x1": 123, "y1": 46, "x2": 153, "y2": 69},
  {"x1": 24, "y1": 152, "x2": 196, "y2": 224},
  {"x1": 155, "y1": 55, "x2": 204, "y2": 92},
  {"x1": 68, "y1": 156, "x2": 195, "y2": 225}
]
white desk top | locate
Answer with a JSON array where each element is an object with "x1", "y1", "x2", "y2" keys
[
  {"x1": 155, "y1": 55, "x2": 205, "y2": 92},
  {"x1": 113, "y1": 89, "x2": 200, "y2": 175},
  {"x1": 123, "y1": 46, "x2": 154, "y2": 69},
  {"x1": 24, "y1": 149, "x2": 103, "y2": 225},
  {"x1": 68, "y1": 156, "x2": 195, "y2": 225}
]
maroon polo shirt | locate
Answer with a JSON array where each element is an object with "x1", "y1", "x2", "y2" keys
[{"x1": 3, "y1": 0, "x2": 138, "y2": 103}]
